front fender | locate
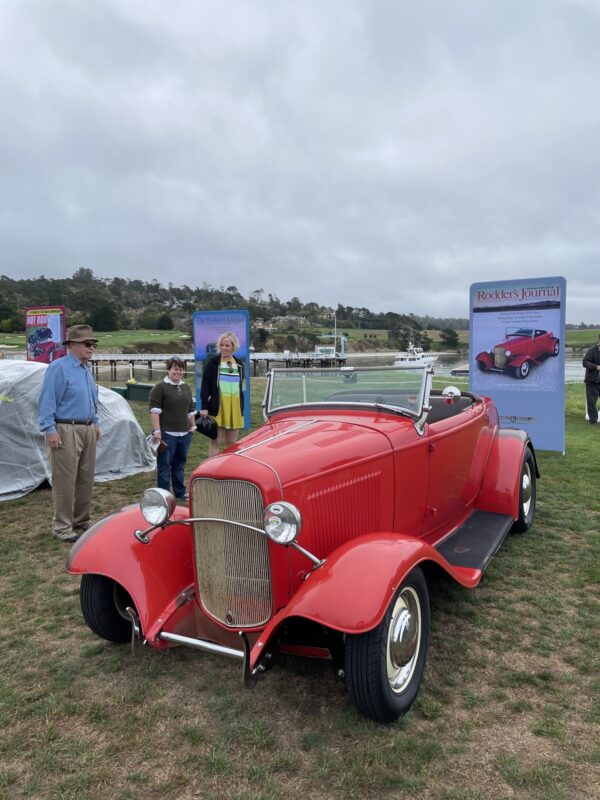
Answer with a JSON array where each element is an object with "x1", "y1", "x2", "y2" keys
[
  {"x1": 250, "y1": 533, "x2": 480, "y2": 671},
  {"x1": 476, "y1": 352, "x2": 493, "y2": 369},
  {"x1": 476, "y1": 429, "x2": 536, "y2": 518},
  {"x1": 67, "y1": 504, "x2": 194, "y2": 643}
]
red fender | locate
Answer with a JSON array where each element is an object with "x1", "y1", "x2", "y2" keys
[
  {"x1": 250, "y1": 533, "x2": 480, "y2": 670},
  {"x1": 476, "y1": 429, "x2": 533, "y2": 518},
  {"x1": 509, "y1": 354, "x2": 539, "y2": 368},
  {"x1": 476, "y1": 352, "x2": 493, "y2": 369},
  {"x1": 66, "y1": 505, "x2": 194, "y2": 644}
]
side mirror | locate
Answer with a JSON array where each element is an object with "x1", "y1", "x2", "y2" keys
[{"x1": 441, "y1": 386, "x2": 461, "y2": 404}]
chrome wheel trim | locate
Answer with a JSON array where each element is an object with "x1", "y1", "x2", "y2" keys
[
  {"x1": 520, "y1": 361, "x2": 530, "y2": 378},
  {"x1": 386, "y1": 586, "x2": 422, "y2": 694},
  {"x1": 521, "y1": 462, "x2": 532, "y2": 518}
]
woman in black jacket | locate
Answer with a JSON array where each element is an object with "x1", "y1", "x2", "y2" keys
[{"x1": 199, "y1": 332, "x2": 245, "y2": 457}]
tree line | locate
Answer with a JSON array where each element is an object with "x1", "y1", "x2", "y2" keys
[{"x1": 0, "y1": 268, "x2": 466, "y2": 349}]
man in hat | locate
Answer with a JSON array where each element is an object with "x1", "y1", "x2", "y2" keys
[
  {"x1": 583, "y1": 333, "x2": 600, "y2": 425},
  {"x1": 39, "y1": 324, "x2": 101, "y2": 542}
]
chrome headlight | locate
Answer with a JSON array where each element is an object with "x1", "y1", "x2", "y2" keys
[
  {"x1": 263, "y1": 502, "x2": 302, "y2": 544},
  {"x1": 140, "y1": 488, "x2": 176, "y2": 526},
  {"x1": 504, "y1": 349, "x2": 512, "y2": 356}
]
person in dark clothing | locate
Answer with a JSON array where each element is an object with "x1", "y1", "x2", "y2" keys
[
  {"x1": 149, "y1": 356, "x2": 196, "y2": 498},
  {"x1": 582, "y1": 335, "x2": 600, "y2": 424},
  {"x1": 199, "y1": 332, "x2": 245, "y2": 457}
]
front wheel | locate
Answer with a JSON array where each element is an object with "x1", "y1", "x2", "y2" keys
[
  {"x1": 476, "y1": 359, "x2": 487, "y2": 372},
  {"x1": 345, "y1": 567, "x2": 430, "y2": 723},
  {"x1": 512, "y1": 448, "x2": 537, "y2": 533},
  {"x1": 515, "y1": 360, "x2": 531, "y2": 379},
  {"x1": 80, "y1": 574, "x2": 137, "y2": 643},
  {"x1": 552, "y1": 339, "x2": 560, "y2": 357}
]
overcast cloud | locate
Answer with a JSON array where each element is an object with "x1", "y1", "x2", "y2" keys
[{"x1": 1, "y1": 0, "x2": 599, "y2": 322}]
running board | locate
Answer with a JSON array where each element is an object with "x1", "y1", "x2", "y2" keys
[{"x1": 435, "y1": 510, "x2": 514, "y2": 572}]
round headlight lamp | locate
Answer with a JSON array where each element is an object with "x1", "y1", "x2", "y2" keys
[
  {"x1": 263, "y1": 502, "x2": 302, "y2": 545},
  {"x1": 504, "y1": 349, "x2": 512, "y2": 356},
  {"x1": 140, "y1": 488, "x2": 176, "y2": 526}
]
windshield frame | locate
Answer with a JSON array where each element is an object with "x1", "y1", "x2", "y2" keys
[
  {"x1": 505, "y1": 327, "x2": 534, "y2": 339},
  {"x1": 263, "y1": 364, "x2": 433, "y2": 422}
]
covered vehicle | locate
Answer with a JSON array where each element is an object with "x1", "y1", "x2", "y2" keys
[
  {"x1": 475, "y1": 327, "x2": 560, "y2": 379},
  {"x1": 68, "y1": 364, "x2": 538, "y2": 723},
  {"x1": 0, "y1": 361, "x2": 155, "y2": 501}
]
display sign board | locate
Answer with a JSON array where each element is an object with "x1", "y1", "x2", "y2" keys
[
  {"x1": 192, "y1": 310, "x2": 251, "y2": 429},
  {"x1": 24, "y1": 306, "x2": 67, "y2": 364},
  {"x1": 469, "y1": 277, "x2": 566, "y2": 453}
]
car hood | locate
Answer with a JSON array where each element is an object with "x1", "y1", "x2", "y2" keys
[
  {"x1": 496, "y1": 334, "x2": 530, "y2": 349},
  {"x1": 199, "y1": 413, "x2": 407, "y2": 489}
]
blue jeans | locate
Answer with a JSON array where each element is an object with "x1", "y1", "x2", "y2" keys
[{"x1": 157, "y1": 432, "x2": 192, "y2": 498}]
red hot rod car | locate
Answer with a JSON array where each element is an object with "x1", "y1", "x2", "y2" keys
[
  {"x1": 475, "y1": 327, "x2": 560, "y2": 379},
  {"x1": 68, "y1": 365, "x2": 538, "y2": 723}
]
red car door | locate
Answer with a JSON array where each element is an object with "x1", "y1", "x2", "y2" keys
[{"x1": 423, "y1": 402, "x2": 492, "y2": 539}]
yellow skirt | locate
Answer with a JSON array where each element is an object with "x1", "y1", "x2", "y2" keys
[{"x1": 215, "y1": 392, "x2": 244, "y2": 429}]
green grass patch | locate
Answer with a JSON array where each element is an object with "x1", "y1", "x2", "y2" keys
[{"x1": 0, "y1": 382, "x2": 598, "y2": 799}]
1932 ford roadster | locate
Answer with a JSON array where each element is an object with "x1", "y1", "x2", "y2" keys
[
  {"x1": 68, "y1": 365, "x2": 538, "y2": 723},
  {"x1": 475, "y1": 327, "x2": 560, "y2": 379}
]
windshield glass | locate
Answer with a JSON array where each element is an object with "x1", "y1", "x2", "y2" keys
[
  {"x1": 505, "y1": 327, "x2": 533, "y2": 338},
  {"x1": 266, "y1": 365, "x2": 429, "y2": 418}
]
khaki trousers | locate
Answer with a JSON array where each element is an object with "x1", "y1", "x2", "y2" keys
[{"x1": 49, "y1": 423, "x2": 97, "y2": 537}]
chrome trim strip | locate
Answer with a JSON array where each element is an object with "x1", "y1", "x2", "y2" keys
[
  {"x1": 235, "y1": 420, "x2": 317, "y2": 454},
  {"x1": 159, "y1": 631, "x2": 244, "y2": 660}
]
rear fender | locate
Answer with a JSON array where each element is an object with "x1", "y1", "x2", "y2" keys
[
  {"x1": 476, "y1": 430, "x2": 537, "y2": 518},
  {"x1": 249, "y1": 533, "x2": 480, "y2": 671},
  {"x1": 67, "y1": 504, "x2": 194, "y2": 643}
]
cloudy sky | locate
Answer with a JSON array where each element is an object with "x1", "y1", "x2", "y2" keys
[{"x1": 1, "y1": 0, "x2": 599, "y2": 322}]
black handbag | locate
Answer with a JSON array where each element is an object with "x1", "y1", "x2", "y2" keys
[{"x1": 195, "y1": 414, "x2": 218, "y2": 440}]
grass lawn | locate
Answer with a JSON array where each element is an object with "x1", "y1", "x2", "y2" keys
[
  {"x1": 564, "y1": 329, "x2": 600, "y2": 349},
  {"x1": 1, "y1": 329, "x2": 192, "y2": 352},
  {"x1": 0, "y1": 382, "x2": 598, "y2": 800}
]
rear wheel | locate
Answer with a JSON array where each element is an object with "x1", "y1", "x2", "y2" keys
[
  {"x1": 345, "y1": 567, "x2": 430, "y2": 722},
  {"x1": 515, "y1": 360, "x2": 531, "y2": 379},
  {"x1": 80, "y1": 574, "x2": 136, "y2": 643},
  {"x1": 512, "y1": 449, "x2": 537, "y2": 533}
]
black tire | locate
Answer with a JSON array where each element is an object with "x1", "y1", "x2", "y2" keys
[
  {"x1": 511, "y1": 448, "x2": 537, "y2": 533},
  {"x1": 476, "y1": 360, "x2": 487, "y2": 372},
  {"x1": 515, "y1": 360, "x2": 530, "y2": 380},
  {"x1": 345, "y1": 567, "x2": 430, "y2": 723},
  {"x1": 80, "y1": 574, "x2": 136, "y2": 643},
  {"x1": 552, "y1": 339, "x2": 560, "y2": 357}
]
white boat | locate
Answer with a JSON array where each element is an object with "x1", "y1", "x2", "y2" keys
[{"x1": 394, "y1": 343, "x2": 437, "y2": 367}]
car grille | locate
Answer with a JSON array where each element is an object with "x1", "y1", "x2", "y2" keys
[
  {"x1": 191, "y1": 478, "x2": 272, "y2": 627},
  {"x1": 493, "y1": 347, "x2": 507, "y2": 368}
]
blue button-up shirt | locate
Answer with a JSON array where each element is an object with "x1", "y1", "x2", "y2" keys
[{"x1": 39, "y1": 352, "x2": 99, "y2": 434}]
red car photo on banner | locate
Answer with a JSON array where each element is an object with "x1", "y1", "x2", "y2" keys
[
  {"x1": 475, "y1": 327, "x2": 560, "y2": 380},
  {"x1": 469, "y1": 276, "x2": 566, "y2": 453},
  {"x1": 25, "y1": 306, "x2": 67, "y2": 364}
]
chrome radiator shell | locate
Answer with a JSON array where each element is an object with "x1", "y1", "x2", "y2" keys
[
  {"x1": 493, "y1": 347, "x2": 507, "y2": 368},
  {"x1": 191, "y1": 477, "x2": 272, "y2": 627}
]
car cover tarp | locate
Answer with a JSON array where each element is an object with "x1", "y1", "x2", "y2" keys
[{"x1": 0, "y1": 360, "x2": 155, "y2": 501}]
